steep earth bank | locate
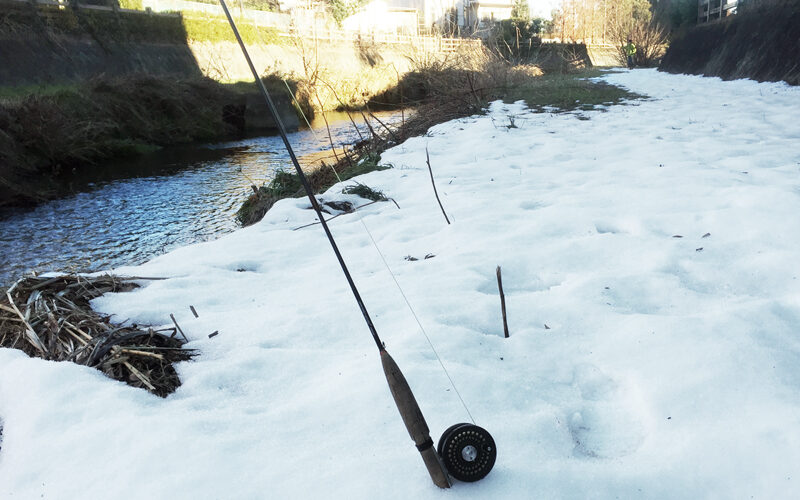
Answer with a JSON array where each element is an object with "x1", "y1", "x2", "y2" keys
[{"x1": 659, "y1": 2, "x2": 800, "y2": 84}]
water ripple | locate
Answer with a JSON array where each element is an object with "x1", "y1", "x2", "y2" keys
[{"x1": 0, "y1": 111, "x2": 401, "y2": 287}]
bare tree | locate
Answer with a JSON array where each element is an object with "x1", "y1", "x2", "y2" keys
[{"x1": 551, "y1": 0, "x2": 667, "y2": 66}]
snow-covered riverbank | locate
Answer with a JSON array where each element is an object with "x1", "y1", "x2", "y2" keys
[{"x1": 1, "y1": 69, "x2": 799, "y2": 498}]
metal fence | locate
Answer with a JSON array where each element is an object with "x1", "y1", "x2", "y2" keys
[
  {"x1": 142, "y1": 0, "x2": 291, "y2": 27},
  {"x1": 280, "y1": 27, "x2": 482, "y2": 52}
]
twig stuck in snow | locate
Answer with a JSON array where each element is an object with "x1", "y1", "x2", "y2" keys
[
  {"x1": 170, "y1": 313, "x2": 189, "y2": 342},
  {"x1": 426, "y1": 147, "x2": 451, "y2": 225},
  {"x1": 496, "y1": 266, "x2": 509, "y2": 338}
]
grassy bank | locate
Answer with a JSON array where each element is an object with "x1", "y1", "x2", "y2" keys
[
  {"x1": 236, "y1": 60, "x2": 643, "y2": 226},
  {"x1": 0, "y1": 1, "x2": 281, "y2": 46},
  {"x1": 0, "y1": 74, "x2": 310, "y2": 207},
  {"x1": 504, "y1": 69, "x2": 642, "y2": 111}
]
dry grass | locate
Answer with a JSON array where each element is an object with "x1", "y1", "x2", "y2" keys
[
  {"x1": 378, "y1": 46, "x2": 547, "y2": 139},
  {"x1": 0, "y1": 75, "x2": 237, "y2": 205},
  {"x1": 236, "y1": 48, "x2": 620, "y2": 227},
  {"x1": 0, "y1": 274, "x2": 196, "y2": 397}
]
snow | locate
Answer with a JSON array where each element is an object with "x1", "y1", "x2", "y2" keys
[{"x1": 2, "y1": 69, "x2": 799, "y2": 498}]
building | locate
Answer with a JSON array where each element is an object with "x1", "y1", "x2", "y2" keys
[
  {"x1": 698, "y1": 0, "x2": 738, "y2": 23},
  {"x1": 463, "y1": 0, "x2": 514, "y2": 30},
  {"x1": 341, "y1": 1, "x2": 420, "y2": 35},
  {"x1": 340, "y1": 0, "x2": 516, "y2": 36}
]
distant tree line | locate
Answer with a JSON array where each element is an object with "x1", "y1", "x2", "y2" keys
[
  {"x1": 550, "y1": 0, "x2": 655, "y2": 43},
  {"x1": 548, "y1": 0, "x2": 692, "y2": 66},
  {"x1": 548, "y1": 0, "x2": 713, "y2": 42}
]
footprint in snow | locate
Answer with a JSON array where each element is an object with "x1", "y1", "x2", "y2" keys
[
  {"x1": 566, "y1": 364, "x2": 647, "y2": 459},
  {"x1": 519, "y1": 200, "x2": 547, "y2": 211}
]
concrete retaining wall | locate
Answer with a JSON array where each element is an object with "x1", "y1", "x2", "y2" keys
[
  {"x1": 0, "y1": 36, "x2": 202, "y2": 86},
  {"x1": 0, "y1": 4, "x2": 472, "y2": 111}
]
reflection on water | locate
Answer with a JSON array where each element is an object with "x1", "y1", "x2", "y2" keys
[{"x1": 0, "y1": 111, "x2": 402, "y2": 288}]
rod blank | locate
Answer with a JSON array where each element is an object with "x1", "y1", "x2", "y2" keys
[{"x1": 217, "y1": 0, "x2": 383, "y2": 352}]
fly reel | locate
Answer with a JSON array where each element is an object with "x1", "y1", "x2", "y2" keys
[{"x1": 437, "y1": 423, "x2": 496, "y2": 482}]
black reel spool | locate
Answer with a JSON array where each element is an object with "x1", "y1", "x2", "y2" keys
[{"x1": 437, "y1": 423, "x2": 496, "y2": 482}]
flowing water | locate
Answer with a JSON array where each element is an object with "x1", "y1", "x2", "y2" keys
[{"x1": 0, "y1": 111, "x2": 403, "y2": 288}]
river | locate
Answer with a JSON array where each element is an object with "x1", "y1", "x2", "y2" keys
[{"x1": 0, "y1": 111, "x2": 403, "y2": 288}]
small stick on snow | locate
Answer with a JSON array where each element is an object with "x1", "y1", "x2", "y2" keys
[
  {"x1": 190, "y1": 306, "x2": 199, "y2": 318},
  {"x1": 426, "y1": 147, "x2": 450, "y2": 225},
  {"x1": 170, "y1": 313, "x2": 189, "y2": 342},
  {"x1": 114, "y1": 346, "x2": 165, "y2": 361},
  {"x1": 496, "y1": 266, "x2": 509, "y2": 338},
  {"x1": 123, "y1": 361, "x2": 157, "y2": 392}
]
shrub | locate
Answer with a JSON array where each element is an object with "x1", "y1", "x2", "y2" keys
[
  {"x1": 489, "y1": 18, "x2": 549, "y2": 63},
  {"x1": 342, "y1": 182, "x2": 387, "y2": 202},
  {"x1": 235, "y1": 170, "x2": 302, "y2": 226},
  {"x1": 182, "y1": 14, "x2": 281, "y2": 44},
  {"x1": 190, "y1": 0, "x2": 280, "y2": 11},
  {"x1": 118, "y1": 0, "x2": 144, "y2": 10},
  {"x1": 625, "y1": 21, "x2": 669, "y2": 67}
]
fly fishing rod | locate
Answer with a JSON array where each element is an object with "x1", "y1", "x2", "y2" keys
[{"x1": 217, "y1": 0, "x2": 495, "y2": 487}]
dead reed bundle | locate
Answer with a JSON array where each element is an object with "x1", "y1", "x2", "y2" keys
[{"x1": 0, "y1": 274, "x2": 195, "y2": 397}]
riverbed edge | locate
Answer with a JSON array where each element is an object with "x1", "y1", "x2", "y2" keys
[{"x1": 0, "y1": 74, "x2": 308, "y2": 209}]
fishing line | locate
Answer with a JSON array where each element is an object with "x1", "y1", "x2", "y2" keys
[
  {"x1": 309, "y1": 128, "x2": 475, "y2": 424},
  {"x1": 355, "y1": 218, "x2": 477, "y2": 425},
  {"x1": 274, "y1": 94, "x2": 481, "y2": 426},
  {"x1": 276, "y1": 74, "x2": 475, "y2": 423},
  {"x1": 282, "y1": 79, "x2": 317, "y2": 137}
]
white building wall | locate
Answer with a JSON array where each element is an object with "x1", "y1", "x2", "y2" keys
[{"x1": 342, "y1": 1, "x2": 419, "y2": 34}]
